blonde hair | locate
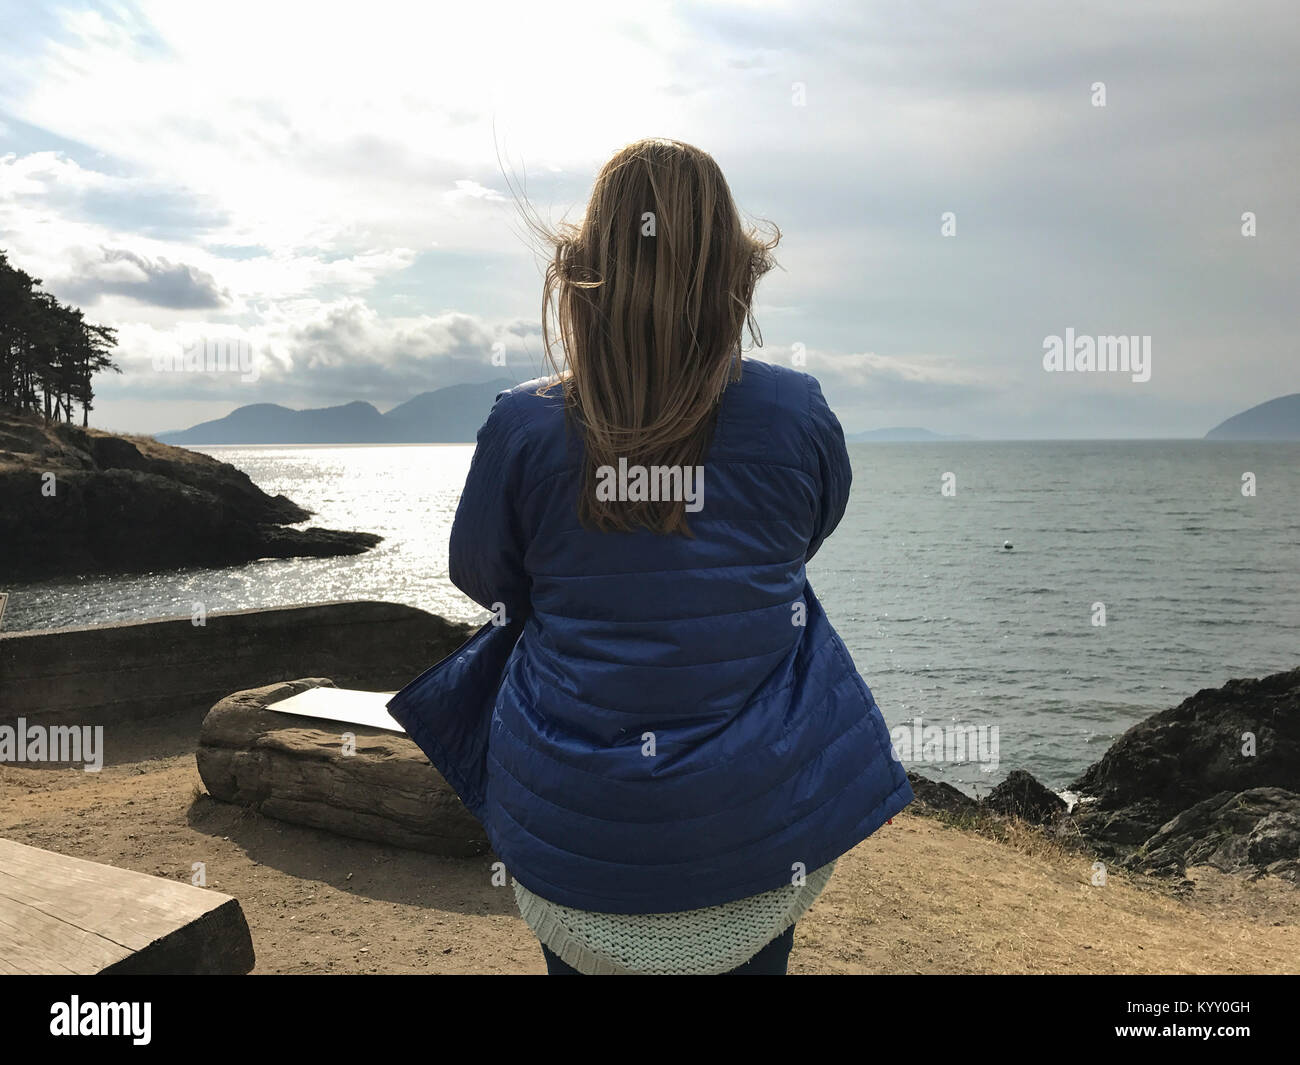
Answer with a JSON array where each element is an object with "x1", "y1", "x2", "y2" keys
[{"x1": 520, "y1": 138, "x2": 779, "y2": 535}]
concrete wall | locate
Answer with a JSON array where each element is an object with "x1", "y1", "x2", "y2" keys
[{"x1": 0, "y1": 601, "x2": 474, "y2": 728}]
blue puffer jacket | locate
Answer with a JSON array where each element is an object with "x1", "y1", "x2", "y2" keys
[{"x1": 390, "y1": 357, "x2": 912, "y2": 914}]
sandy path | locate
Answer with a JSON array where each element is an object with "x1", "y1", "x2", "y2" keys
[{"x1": 2, "y1": 742, "x2": 1296, "y2": 975}]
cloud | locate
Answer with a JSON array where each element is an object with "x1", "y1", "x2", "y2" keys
[
  {"x1": 443, "y1": 180, "x2": 507, "y2": 204},
  {"x1": 3, "y1": 1, "x2": 1297, "y2": 437},
  {"x1": 57, "y1": 246, "x2": 229, "y2": 308},
  {"x1": 91, "y1": 298, "x2": 544, "y2": 415},
  {"x1": 0, "y1": 149, "x2": 227, "y2": 239},
  {"x1": 784, "y1": 350, "x2": 993, "y2": 414},
  {"x1": 276, "y1": 300, "x2": 541, "y2": 399},
  {"x1": 0, "y1": 150, "x2": 424, "y2": 320}
]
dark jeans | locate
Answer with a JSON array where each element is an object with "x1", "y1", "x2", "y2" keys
[{"x1": 540, "y1": 921, "x2": 796, "y2": 975}]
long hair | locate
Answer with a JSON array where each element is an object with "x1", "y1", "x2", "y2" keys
[{"x1": 519, "y1": 138, "x2": 779, "y2": 535}]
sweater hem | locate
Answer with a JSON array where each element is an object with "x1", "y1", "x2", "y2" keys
[{"x1": 515, "y1": 860, "x2": 837, "y2": 975}]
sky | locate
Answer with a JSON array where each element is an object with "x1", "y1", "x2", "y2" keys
[{"x1": 0, "y1": 0, "x2": 1296, "y2": 438}]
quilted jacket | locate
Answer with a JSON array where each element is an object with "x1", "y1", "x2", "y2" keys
[{"x1": 388, "y1": 356, "x2": 913, "y2": 913}]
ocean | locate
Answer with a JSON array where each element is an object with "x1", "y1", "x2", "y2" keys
[{"x1": 7, "y1": 440, "x2": 1298, "y2": 795}]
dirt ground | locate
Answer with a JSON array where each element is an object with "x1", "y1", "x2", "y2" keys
[{"x1": 3, "y1": 715, "x2": 1298, "y2": 974}]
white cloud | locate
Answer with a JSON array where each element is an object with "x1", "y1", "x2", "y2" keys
[
  {"x1": 94, "y1": 297, "x2": 540, "y2": 411},
  {"x1": 444, "y1": 180, "x2": 508, "y2": 204},
  {"x1": 2, "y1": 0, "x2": 1297, "y2": 436}
]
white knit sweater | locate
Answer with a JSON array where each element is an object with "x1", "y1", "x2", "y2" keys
[{"x1": 513, "y1": 861, "x2": 837, "y2": 975}]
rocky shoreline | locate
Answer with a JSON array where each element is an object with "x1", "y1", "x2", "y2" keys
[
  {"x1": 910, "y1": 666, "x2": 1300, "y2": 884},
  {"x1": 0, "y1": 408, "x2": 381, "y2": 579}
]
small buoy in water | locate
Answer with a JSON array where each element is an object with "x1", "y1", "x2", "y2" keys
[{"x1": 1003, "y1": 541, "x2": 1013, "y2": 550}]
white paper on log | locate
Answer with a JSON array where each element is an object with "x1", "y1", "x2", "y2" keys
[{"x1": 265, "y1": 687, "x2": 405, "y2": 733}]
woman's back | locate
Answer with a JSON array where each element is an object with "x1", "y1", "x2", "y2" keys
[
  {"x1": 449, "y1": 355, "x2": 912, "y2": 913},
  {"x1": 514, "y1": 356, "x2": 823, "y2": 723}
]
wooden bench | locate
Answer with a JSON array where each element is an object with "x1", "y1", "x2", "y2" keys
[{"x1": 0, "y1": 838, "x2": 255, "y2": 974}]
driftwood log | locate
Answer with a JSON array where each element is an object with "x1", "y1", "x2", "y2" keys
[{"x1": 196, "y1": 678, "x2": 488, "y2": 857}]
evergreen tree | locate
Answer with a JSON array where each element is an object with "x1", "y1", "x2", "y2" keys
[{"x1": 0, "y1": 249, "x2": 120, "y2": 423}]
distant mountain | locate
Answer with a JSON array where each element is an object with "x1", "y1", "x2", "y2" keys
[
  {"x1": 382, "y1": 380, "x2": 519, "y2": 441},
  {"x1": 159, "y1": 400, "x2": 388, "y2": 445},
  {"x1": 1205, "y1": 394, "x2": 1300, "y2": 441},
  {"x1": 158, "y1": 379, "x2": 515, "y2": 444},
  {"x1": 846, "y1": 427, "x2": 972, "y2": 442}
]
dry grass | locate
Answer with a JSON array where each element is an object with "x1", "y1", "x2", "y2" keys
[
  {"x1": 0, "y1": 405, "x2": 209, "y2": 470},
  {"x1": 1, "y1": 726, "x2": 1296, "y2": 974},
  {"x1": 805, "y1": 810, "x2": 1300, "y2": 974},
  {"x1": 920, "y1": 803, "x2": 1090, "y2": 863}
]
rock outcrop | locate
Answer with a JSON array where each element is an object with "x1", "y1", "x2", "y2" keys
[
  {"x1": 908, "y1": 669, "x2": 1300, "y2": 884},
  {"x1": 1125, "y1": 787, "x2": 1300, "y2": 882},
  {"x1": 0, "y1": 409, "x2": 381, "y2": 579},
  {"x1": 905, "y1": 771, "x2": 980, "y2": 816},
  {"x1": 984, "y1": 769, "x2": 1068, "y2": 824},
  {"x1": 906, "y1": 768, "x2": 1069, "y2": 825},
  {"x1": 1067, "y1": 668, "x2": 1300, "y2": 859}
]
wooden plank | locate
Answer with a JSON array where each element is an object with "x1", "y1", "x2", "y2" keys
[{"x1": 0, "y1": 838, "x2": 255, "y2": 975}]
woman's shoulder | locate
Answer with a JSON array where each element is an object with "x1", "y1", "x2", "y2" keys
[
  {"x1": 493, "y1": 361, "x2": 819, "y2": 417},
  {"x1": 478, "y1": 375, "x2": 576, "y2": 477},
  {"x1": 483, "y1": 361, "x2": 829, "y2": 463},
  {"x1": 483, "y1": 375, "x2": 567, "y2": 430},
  {"x1": 713, "y1": 357, "x2": 830, "y2": 464},
  {"x1": 733, "y1": 356, "x2": 825, "y2": 414}
]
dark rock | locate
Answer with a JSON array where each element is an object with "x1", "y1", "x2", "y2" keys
[
  {"x1": 1249, "y1": 810, "x2": 1300, "y2": 870},
  {"x1": 0, "y1": 407, "x2": 378, "y2": 579},
  {"x1": 1125, "y1": 787, "x2": 1300, "y2": 882},
  {"x1": 984, "y1": 769, "x2": 1067, "y2": 824},
  {"x1": 258, "y1": 525, "x2": 383, "y2": 558},
  {"x1": 905, "y1": 771, "x2": 979, "y2": 815},
  {"x1": 1070, "y1": 668, "x2": 1300, "y2": 854},
  {"x1": 1065, "y1": 667, "x2": 1300, "y2": 883},
  {"x1": 88, "y1": 435, "x2": 150, "y2": 472}
]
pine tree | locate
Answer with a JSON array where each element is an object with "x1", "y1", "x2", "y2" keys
[{"x1": 0, "y1": 249, "x2": 120, "y2": 424}]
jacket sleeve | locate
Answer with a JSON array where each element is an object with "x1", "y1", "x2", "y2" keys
[
  {"x1": 802, "y1": 372, "x2": 852, "y2": 563},
  {"x1": 448, "y1": 390, "x2": 532, "y2": 621}
]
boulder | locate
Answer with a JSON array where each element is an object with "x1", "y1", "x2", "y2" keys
[
  {"x1": 906, "y1": 768, "x2": 1067, "y2": 825},
  {"x1": 984, "y1": 769, "x2": 1068, "y2": 824},
  {"x1": 1069, "y1": 667, "x2": 1300, "y2": 855},
  {"x1": 196, "y1": 678, "x2": 489, "y2": 857},
  {"x1": 1125, "y1": 787, "x2": 1300, "y2": 882},
  {"x1": 906, "y1": 771, "x2": 979, "y2": 816},
  {"x1": 900, "y1": 671, "x2": 1300, "y2": 886}
]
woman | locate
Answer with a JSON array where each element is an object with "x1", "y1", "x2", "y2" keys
[{"x1": 441, "y1": 139, "x2": 911, "y2": 974}]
